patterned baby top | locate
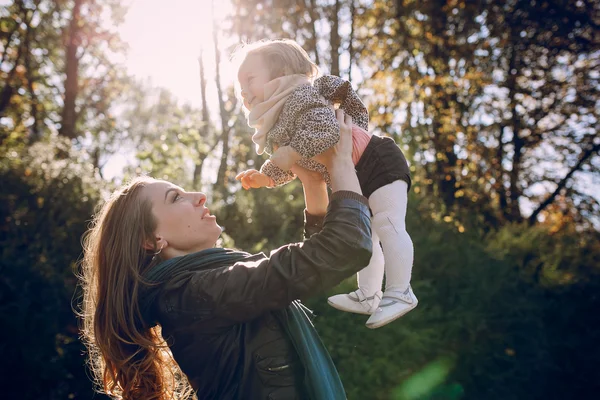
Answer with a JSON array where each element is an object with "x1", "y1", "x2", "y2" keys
[{"x1": 259, "y1": 75, "x2": 369, "y2": 186}]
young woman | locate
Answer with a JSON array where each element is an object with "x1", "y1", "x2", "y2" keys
[{"x1": 78, "y1": 110, "x2": 373, "y2": 400}]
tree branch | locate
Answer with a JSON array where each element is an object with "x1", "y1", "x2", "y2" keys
[{"x1": 528, "y1": 141, "x2": 600, "y2": 225}]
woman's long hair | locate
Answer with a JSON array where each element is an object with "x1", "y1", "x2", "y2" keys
[{"x1": 78, "y1": 176, "x2": 193, "y2": 400}]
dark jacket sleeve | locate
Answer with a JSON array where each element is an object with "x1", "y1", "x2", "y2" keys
[
  {"x1": 303, "y1": 209, "x2": 325, "y2": 239},
  {"x1": 156, "y1": 191, "x2": 372, "y2": 325}
]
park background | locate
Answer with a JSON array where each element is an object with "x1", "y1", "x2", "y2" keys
[{"x1": 1, "y1": 0, "x2": 599, "y2": 398}]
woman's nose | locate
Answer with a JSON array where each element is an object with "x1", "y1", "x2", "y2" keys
[
  {"x1": 241, "y1": 87, "x2": 249, "y2": 99},
  {"x1": 192, "y1": 192, "x2": 207, "y2": 207}
]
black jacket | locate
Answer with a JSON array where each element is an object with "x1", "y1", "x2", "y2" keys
[{"x1": 148, "y1": 191, "x2": 372, "y2": 399}]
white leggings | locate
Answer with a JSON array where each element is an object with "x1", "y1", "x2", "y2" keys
[{"x1": 357, "y1": 180, "x2": 414, "y2": 295}]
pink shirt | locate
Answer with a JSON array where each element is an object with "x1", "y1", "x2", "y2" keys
[{"x1": 352, "y1": 125, "x2": 371, "y2": 165}]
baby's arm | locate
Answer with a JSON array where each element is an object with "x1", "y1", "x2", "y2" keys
[
  {"x1": 236, "y1": 149, "x2": 299, "y2": 189},
  {"x1": 259, "y1": 159, "x2": 296, "y2": 186}
]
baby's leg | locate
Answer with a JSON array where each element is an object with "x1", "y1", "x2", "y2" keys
[
  {"x1": 326, "y1": 221, "x2": 384, "y2": 315},
  {"x1": 366, "y1": 180, "x2": 417, "y2": 328},
  {"x1": 369, "y1": 180, "x2": 413, "y2": 290},
  {"x1": 357, "y1": 228, "x2": 384, "y2": 296}
]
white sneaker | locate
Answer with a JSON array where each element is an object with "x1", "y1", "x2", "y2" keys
[
  {"x1": 327, "y1": 289, "x2": 383, "y2": 315},
  {"x1": 365, "y1": 286, "x2": 418, "y2": 329}
]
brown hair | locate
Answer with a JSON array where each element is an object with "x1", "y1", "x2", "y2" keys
[
  {"x1": 234, "y1": 38, "x2": 319, "y2": 81},
  {"x1": 78, "y1": 176, "x2": 193, "y2": 400}
]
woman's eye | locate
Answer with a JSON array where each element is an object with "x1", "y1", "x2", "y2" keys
[{"x1": 174, "y1": 193, "x2": 181, "y2": 202}]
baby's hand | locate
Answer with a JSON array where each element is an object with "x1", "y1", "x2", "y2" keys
[
  {"x1": 235, "y1": 169, "x2": 273, "y2": 190},
  {"x1": 270, "y1": 145, "x2": 302, "y2": 171}
]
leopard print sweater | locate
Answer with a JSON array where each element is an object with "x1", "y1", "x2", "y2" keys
[{"x1": 259, "y1": 75, "x2": 369, "y2": 186}]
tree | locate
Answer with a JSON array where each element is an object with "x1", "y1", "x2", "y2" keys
[
  {"x1": 0, "y1": 0, "x2": 129, "y2": 169},
  {"x1": 355, "y1": 0, "x2": 599, "y2": 227},
  {"x1": 213, "y1": 2, "x2": 236, "y2": 194},
  {"x1": 58, "y1": 0, "x2": 83, "y2": 139}
]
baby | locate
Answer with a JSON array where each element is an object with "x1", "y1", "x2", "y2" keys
[{"x1": 234, "y1": 39, "x2": 417, "y2": 328}]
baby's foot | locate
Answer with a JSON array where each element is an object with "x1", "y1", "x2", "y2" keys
[
  {"x1": 327, "y1": 288, "x2": 382, "y2": 315},
  {"x1": 365, "y1": 286, "x2": 418, "y2": 329}
]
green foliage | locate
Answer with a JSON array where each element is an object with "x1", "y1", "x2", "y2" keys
[
  {"x1": 486, "y1": 222, "x2": 600, "y2": 286},
  {"x1": 0, "y1": 0, "x2": 598, "y2": 398},
  {"x1": 304, "y1": 197, "x2": 600, "y2": 399},
  {"x1": 0, "y1": 138, "x2": 108, "y2": 399}
]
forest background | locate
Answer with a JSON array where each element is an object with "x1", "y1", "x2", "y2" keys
[{"x1": 1, "y1": 0, "x2": 599, "y2": 399}]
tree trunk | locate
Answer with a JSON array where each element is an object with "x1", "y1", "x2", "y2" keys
[
  {"x1": 213, "y1": 3, "x2": 231, "y2": 192},
  {"x1": 428, "y1": 8, "x2": 457, "y2": 208},
  {"x1": 194, "y1": 48, "x2": 212, "y2": 188},
  {"x1": 306, "y1": 0, "x2": 320, "y2": 66},
  {"x1": 24, "y1": 16, "x2": 40, "y2": 142},
  {"x1": 496, "y1": 125, "x2": 508, "y2": 212},
  {"x1": 505, "y1": 31, "x2": 523, "y2": 222},
  {"x1": 432, "y1": 116, "x2": 457, "y2": 208},
  {"x1": 0, "y1": 52, "x2": 20, "y2": 116},
  {"x1": 59, "y1": 0, "x2": 83, "y2": 139},
  {"x1": 348, "y1": 0, "x2": 355, "y2": 81},
  {"x1": 329, "y1": 0, "x2": 340, "y2": 76}
]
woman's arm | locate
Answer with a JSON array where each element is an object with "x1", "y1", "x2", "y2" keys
[
  {"x1": 158, "y1": 112, "x2": 370, "y2": 324},
  {"x1": 290, "y1": 159, "x2": 328, "y2": 238},
  {"x1": 295, "y1": 109, "x2": 358, "y2": 237},
  {"x1": 159, "y1": 191, "x2": 371, "y2": 324}
]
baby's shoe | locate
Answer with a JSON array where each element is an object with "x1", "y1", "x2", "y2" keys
[
  {"x1": 365, "y1": 286, "x2": 418, "y2": 329},
  {"x1": 327, "y1": 288, "x2": 382, "y2": 315}
]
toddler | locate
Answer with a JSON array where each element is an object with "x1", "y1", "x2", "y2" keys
[{"x1": 234, "y1": 39, "x2": 417, "y2": 328}]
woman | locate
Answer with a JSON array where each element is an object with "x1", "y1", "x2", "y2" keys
[{"x1": 78, "y1": 110, "x2": 372, "y2": 400}]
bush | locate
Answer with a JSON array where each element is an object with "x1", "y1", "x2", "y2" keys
[
  {"x1": 0, "y1": 138, "x2": 108, "y2": 399},
  {"x1": 305, "y1": 198, "x2": 600, "y2": 400}
]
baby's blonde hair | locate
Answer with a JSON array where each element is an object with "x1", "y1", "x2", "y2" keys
[{"x1": 233, "y1": 39, "x2": 319, "y2": 81}]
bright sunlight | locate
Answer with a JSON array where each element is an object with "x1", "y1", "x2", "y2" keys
[{"x1": 118, "y1": 0, "x2": 234, "y2": 107}]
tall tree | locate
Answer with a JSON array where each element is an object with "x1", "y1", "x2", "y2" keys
[
  {"x1": 58, "y1": 0, "x2": 83, "y2": 139},
  {"x1": 193, "y1": 47, "x2": 219, "y2": 188},
  {"x1": 213, "y1": 2, "x2": 236, "y2": 194},
  {"x1": 329, "y1": 0, "x2": 341, "y2": 76}
]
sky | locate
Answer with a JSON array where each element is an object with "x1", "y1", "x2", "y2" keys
[
  {"x1": 117, "y1": 0, "x2": 234, "y2": 108},
  {"x1": 104, "y1": 0, "x2": 235, "y2": 179}
]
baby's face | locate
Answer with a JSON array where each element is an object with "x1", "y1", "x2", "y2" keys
[{"x1": 237, "y1": 54, "x2": 272, "y2": 111}]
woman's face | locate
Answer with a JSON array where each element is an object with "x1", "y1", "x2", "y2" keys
[{"x1": 142, "y1": 180, "x2": 222, "y2": 258}]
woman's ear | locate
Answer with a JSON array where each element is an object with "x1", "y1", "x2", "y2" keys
[{"x1": 143, "y1": 236, "x2": 168, "y2": 251}]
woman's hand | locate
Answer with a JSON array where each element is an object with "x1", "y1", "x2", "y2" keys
[{"x1": 316, "y1": 110, "x2": 362, "y2": 194}]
